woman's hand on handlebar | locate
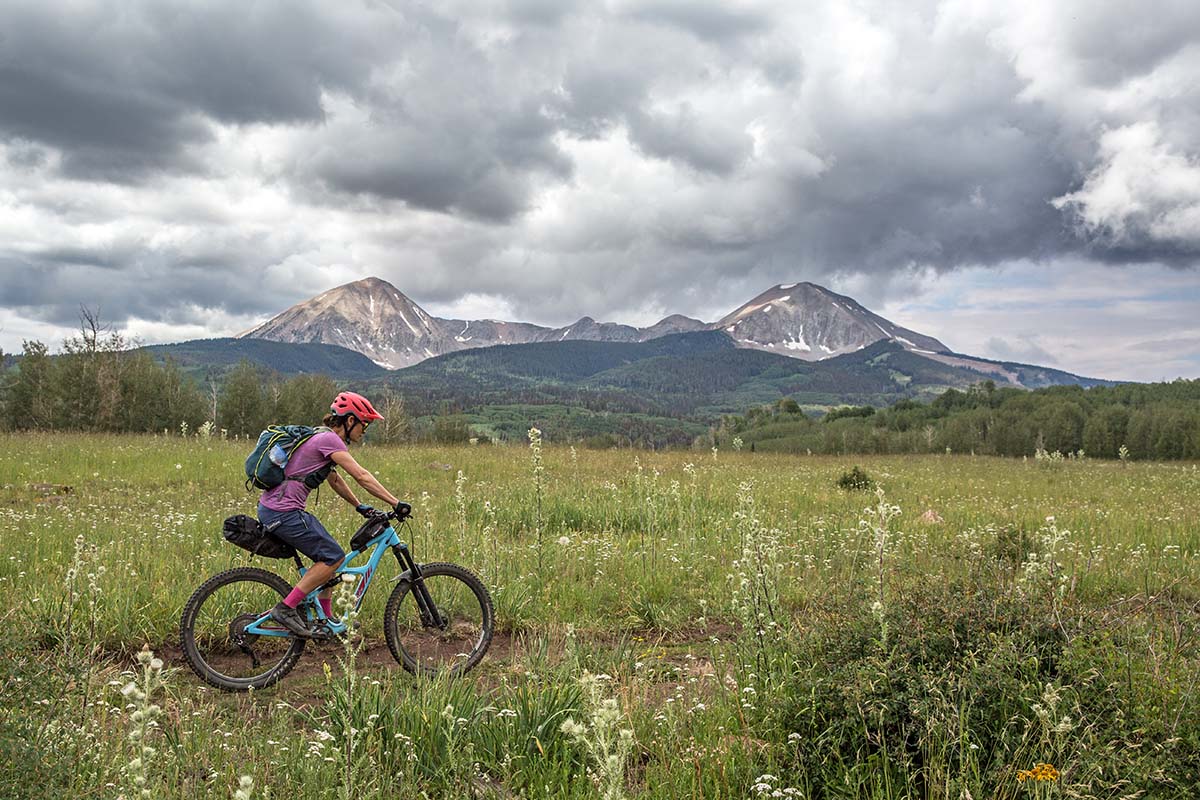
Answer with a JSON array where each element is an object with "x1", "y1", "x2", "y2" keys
[{"x1": 356, "y1": 502, "x2": 411, "y2": 521}]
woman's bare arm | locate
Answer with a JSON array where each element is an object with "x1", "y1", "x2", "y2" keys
[
  {"x1": 330, "y1": 450, "x2": 400, "y2": 507},
  {"x1": 325, "y1": 470, "x2": 360, "y2": 506}
]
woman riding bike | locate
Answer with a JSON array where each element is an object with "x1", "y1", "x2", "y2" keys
[{"x1": 259, "y1": 391, "x2": 408, "y2": 637}]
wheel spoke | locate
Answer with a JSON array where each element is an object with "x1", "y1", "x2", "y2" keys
[
  {"x1": 385, "y1": 564, "x2": 492, "y2": 677},
  {"x1": 181, "y1": 568, "x2": 304, "y2": 690}
]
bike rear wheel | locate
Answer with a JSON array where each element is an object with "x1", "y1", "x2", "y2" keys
[
  {"x1": 180, "y1": 567, "x2": 305, "y2": 691},
  {"x1": 383, "y1": 562, "x2": 494, "y2": 677}
]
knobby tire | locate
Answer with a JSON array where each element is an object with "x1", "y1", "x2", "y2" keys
[
  {"x1": 383, "y1": 562, "x2": 494, "y2": 677},
  {"x1": 180, "y1": 566, "x2": 306, "y2": 692}
]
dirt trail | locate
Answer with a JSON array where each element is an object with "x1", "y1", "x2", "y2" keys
[{"x1": 156, "y1": 624, "x2": 738, "y2": 705}]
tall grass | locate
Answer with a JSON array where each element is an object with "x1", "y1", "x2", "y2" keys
[{"x1": 0, "y1": 433, "x2": 1197, "y2": 798}]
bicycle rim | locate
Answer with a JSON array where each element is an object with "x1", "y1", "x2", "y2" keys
[
  {"x1": 385, "y1": 563, "x2": 493, "y2": 677},
  {"x1": 181, "y1": 568, "x2": 304, "y2": 691}
]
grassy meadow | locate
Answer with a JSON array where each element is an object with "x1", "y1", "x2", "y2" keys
[{"x1": 1, "y1": 432, "x2": 1197, "y2": 799}]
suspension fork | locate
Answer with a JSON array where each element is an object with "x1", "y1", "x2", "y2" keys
[{"x1": 391, "y1": 542, "x2": 447, "y2": 629}]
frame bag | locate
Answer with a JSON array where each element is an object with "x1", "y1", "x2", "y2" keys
[
  {"x1": 350, "y1": 517, "x2": 389, "y2": 552},
  {"x1": 222, "y1": 514, "x2": 296, "y2": 559}
]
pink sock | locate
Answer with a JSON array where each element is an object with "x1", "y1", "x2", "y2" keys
[
  {"x1": 319, "y1": 597, "x2": 333, "y2": 617},
  {"x1": 283, "y1": 587, "x2": 307, "y2": 608}
]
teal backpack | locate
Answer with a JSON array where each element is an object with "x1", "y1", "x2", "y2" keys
[{"x1": 244, "y1": 425, "x2": 333, "y2": 491}]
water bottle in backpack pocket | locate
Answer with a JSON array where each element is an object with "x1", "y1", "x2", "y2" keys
[{"x1": 269, "y1": 443, "x2": 289, "y2": 467}]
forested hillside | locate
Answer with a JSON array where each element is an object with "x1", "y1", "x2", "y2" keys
[
  {"x1": 141, "y1": 338, "x2": 387, "y2": 380},
  {"x1": 380, "y1": 334, "x2": 1108, "y2": 418}
]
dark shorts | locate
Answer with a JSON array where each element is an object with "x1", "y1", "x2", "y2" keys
[{"x1": 257, "y1": 505, "x2": 346, "y2": 566}]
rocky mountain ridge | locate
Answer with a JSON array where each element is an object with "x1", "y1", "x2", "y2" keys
[
  {"x1": 716, "y1": 283, "x2": 948, "y2": 359},
  {"x1": 240, "y1": 276, "x2": 951, "y2": 370}
]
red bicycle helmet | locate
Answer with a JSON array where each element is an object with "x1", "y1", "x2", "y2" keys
[{"x1": 330, "y1": 391, "x2": 384, "y2": 422}]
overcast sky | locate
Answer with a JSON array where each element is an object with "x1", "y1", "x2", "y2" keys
[{"x1": 1, "y1": 0, "x2": 1198, "y2": 382}]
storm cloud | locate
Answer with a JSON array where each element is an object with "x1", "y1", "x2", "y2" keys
[{"x1": 0, "y1": 0, "x2": 1197, "y2": 380}]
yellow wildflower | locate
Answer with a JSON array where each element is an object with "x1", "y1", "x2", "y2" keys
[{"x1": 1016, "y1": 763, "x2": 1059, "y2": 783}]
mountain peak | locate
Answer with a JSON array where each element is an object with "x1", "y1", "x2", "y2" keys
[
  {"x1": 716, "y1": 281, "x2": 947, "y2": 360},
  {"x1": 241, "y1": 276, "x2": 443, "y2": 368},
  {"x1": 319, "y1": 275, "x2": 408, "y2": 300},
  {"x1": 350, "y1": 276, "x2": 392, "y2": 288}
]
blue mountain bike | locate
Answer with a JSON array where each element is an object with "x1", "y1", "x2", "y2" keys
[{"x1": 180, "y1": 509, "x2": 494, "y2": 691}]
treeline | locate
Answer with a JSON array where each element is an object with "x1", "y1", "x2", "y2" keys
[
  {"x1": 208, "y1": 361, "x2": 411, "y2": 443},
  {"x1": 459, "y1": 403, "x2": 707, "y2": 449},
  {"x1": 141, "y1": 337, "x2": 387, "y2": 380},
  {"x1": 0, "y1": 323, "x2": 410, "y2": 441},
  {"x1": 2, "y1": 325, "x2": 209, "y2": 434},
  {"x1": 718, "y1": 380, "x2": 1200, "y2": 460}
]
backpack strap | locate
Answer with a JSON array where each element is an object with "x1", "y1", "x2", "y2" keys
[{"x1": 280, "y1": 434, "x2": 335, "y2": 492}]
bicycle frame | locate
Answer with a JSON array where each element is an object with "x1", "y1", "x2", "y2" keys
[{"x1": 243, "y1": 521, "x2": 429, "y2": 639}]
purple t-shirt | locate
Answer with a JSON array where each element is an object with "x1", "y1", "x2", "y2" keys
[{"x1": 259, "y1": 430, "x2": 347, "y2": 512}]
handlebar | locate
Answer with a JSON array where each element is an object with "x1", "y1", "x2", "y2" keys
[
  {"x1": 379, "y1": 505, "x2": 412, "y2": 522},
  {"x1": 358, "y1": 502, "x2": 413, "y2": 523}
]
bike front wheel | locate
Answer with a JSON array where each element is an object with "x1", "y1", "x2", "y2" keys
[
  {"x1": 383, "y1": 562, "x2": 494, "y2": 677},
  {"x1": 180, "y1": 567, "x2": 305, "y2": 691}
]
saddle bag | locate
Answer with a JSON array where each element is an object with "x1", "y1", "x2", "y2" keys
[{"x1": 222, "y1": 514, "x2": 297, "y2": 559}]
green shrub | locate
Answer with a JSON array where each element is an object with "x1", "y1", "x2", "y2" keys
[
  {"x1": 823, "y1": 405, "x2": 877, "y2": 423},
  {"x1": 836, "y1": 465, "x2": 874, "y2": 491}
]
